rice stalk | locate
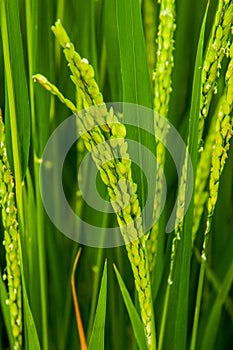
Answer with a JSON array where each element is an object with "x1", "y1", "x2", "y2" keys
[
  {"x1": 192, "y1": 104, "x2": 219, "y2": 243},
  {"x1": 202, "y1": 42, "x2": 233, "y2": 261},
  {"x1": 34, "y1": 21, "x2": 156, "y2": 349},
  {"x1": 153, "y1": 0, "x2": 176, "y2": 116},
  {"x1": 142, "y1": 0, "x2": 157, "y2": 79},
  {"x1": 198, "y1": 0, "x2": 233, "y2": 147},
  {"x1": 0, "y1": 0, "x2": 23, "y2": 225},
  {"x1": 159, "y1": 7, "x2": 209, "y2": 345},
  {"x1": 0, "y1": 111, "x2": 22, "y2": 350},
  {"x1": 191, "y1": 40, "x2": 233, "y2": 350},
  {"x1": 157, "y1": 147, "x2": 188, "y2": 350},
  {"x1": 147, "y1": 0, "x2": 176, "y2": 275}
]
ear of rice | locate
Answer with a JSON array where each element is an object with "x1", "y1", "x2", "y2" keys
[{"x1": 0, "y1": 111, "x2": 22, "y2": 350}]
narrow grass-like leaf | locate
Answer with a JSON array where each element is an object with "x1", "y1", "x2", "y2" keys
[
  {"x1": 174, "y1": 4, "x2": 209, "y2": 350},
  {"x1": 115, "y1": 0, "x2": 152, "y2": 107},
  {"x1": 75, "y1": 0, "x2": 98, "y2": 79},
  {"x1": 88, "y1": 261, "x2": 107, "y2": 350},
  {"x1": 114, "y1": 265, "x2": 148, "y2": 350},
  {"x1": 115, "y1": 0, "x2": 155, "y2": 210},
  {"x1": 25, "y1": 0, "x2": 39, "y2": 152},
  {"x1": 21, "y1": 169, "x2": 43, "y2": 339},
  {"x1": 0, "y1": 272, "x2": 14, "y2": 349},
  {"x1": 0, "y1": 0, "x2": 23, "y2": 224},
  {"x1": 33, "y1": 0, "x2": 53, "y2": 154},
  {"x1": 22, "y1": 281, "x2": 41, "y2": 350},
  {"x1": 1, "y1": 0, "x2": 30, "y2": 179},
  {"x1": 200, "y1": 259, "x2": 233, "y2": 350},
  {"x1": 33, "y1": 162, "x2": 49, "y2": 350},
  {"x1": 86, "y1": 248, "x2": 105, "y2": 342},
  {"x1": 103, "y1": 0, "x2": 122, "y2": 101},
  {"x1": 19, "y1": 245, "x2": 41, "y2": 350}
]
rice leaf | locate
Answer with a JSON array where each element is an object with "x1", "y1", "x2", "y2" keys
[
  {"x1": 1, "y1": 0, "x2": 31, "y2": 179},
  {"x1": 115, "y1": 0, "x2": 155, "y2": 216},
  {"x1": 0, "y1": 272, "x2": 14, "y2": 349},
  {"x1": 21, "y1": 170, "x2": 42, "y2": 331},
  {"x1": 20, "y1": 248, "x2": 41, "y2": 350},
  {"x1": 88, "y1": 261, "x2": 107, "y2": 350},
  {"x1": 113, "y1": 265, "x2": 148, "y2": 350},
  {"x1": 174, "y1": 4, "x2": 209, "y2": 350},
  {"x1": 199, "y1": 260, "x2": 233, "y2": 349},
  {"x1": 115, "y1": 0, "x2": 152, "y2": 107},
  {"x1": 103, "y1": 0, "x2": 122, "y2": 101},
  {"x1": 75, "y1": 0, "x2": 98, "y2": 79}
]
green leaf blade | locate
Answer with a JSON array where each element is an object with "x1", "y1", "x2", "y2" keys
[
  {"x1": 88, "y1": 261, "x2": 107, "y2": 350},
  {"x1": 114, "y1": 265, "x2": 147, "y2": 350},
  {"x1": 2, "y1": 0, "x2": 31, "y2": 179},
  {"x1": 174, "y1": 4, "x2": 209, "y2": 350},
  {"x1": 0, "y1": 272, "x2": 15, "y2": 350},
  {"x1": 115, "y1": 0, "x2": 156, "y2": 214}
]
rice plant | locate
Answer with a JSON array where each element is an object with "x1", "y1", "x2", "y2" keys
[{"x1": 0, "y1": 1, "x2": 233, "y2": 349}]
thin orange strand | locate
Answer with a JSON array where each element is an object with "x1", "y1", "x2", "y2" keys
[{"x1": 71, "y1": 248, "x2": 88, "y2": 350}]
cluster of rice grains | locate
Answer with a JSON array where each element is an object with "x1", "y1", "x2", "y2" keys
[
  {"x1": 0, "y1": 112, "x2": 22, "y2": 350},
  {"x1": 167, "y1": 0, "x2": 233, "y2": 304},
  {"x1": 195, "y1": 0, "x2": 233, "y2": 253},
  {"x1": 147, "y1": 0, "x2": 176, "y2": 275},
  {"x1": 165, "y1": 0, "x2": 233, "y2": 283},
  {"x1": 201, "y1": 40, "x2": 233, "y2": 260},
  {"x1": 190, "y1": 22, "x2": 233, "y2": 344},
  {"x1": 33, "y1": 0, "x2": 233, "y2": 347},
  {"x1": 34, "y1": 21, "x2": 156, "y2": 349},
  {"x1": 199, "y1": 0, "x2": 233, "y2": 146}
]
